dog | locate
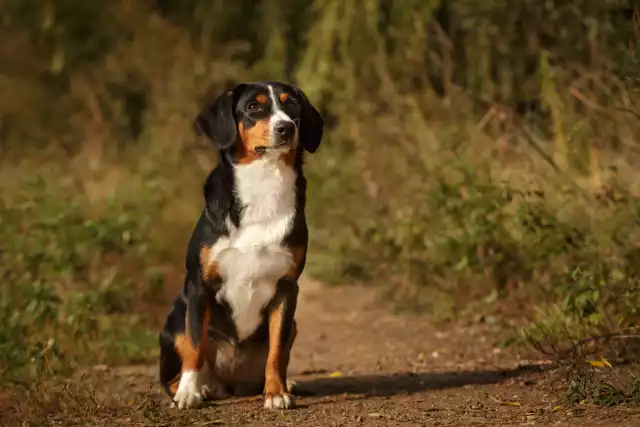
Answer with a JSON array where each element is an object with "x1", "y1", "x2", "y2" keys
[{"x1": 158, "y1": 81, "x2": 323, "y2": 410}]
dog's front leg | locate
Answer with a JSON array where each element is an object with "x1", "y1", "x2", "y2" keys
[
  {"x1": 264, "y1": 277, "x2": 299, "y2": 410},
  {"x1": 173, "y1": 277, "x2": 211, "y2": 409}
]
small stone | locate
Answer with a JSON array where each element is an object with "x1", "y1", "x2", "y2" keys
[{"x1": 484, "y1": 315, "x2": 498, "y2": 325}]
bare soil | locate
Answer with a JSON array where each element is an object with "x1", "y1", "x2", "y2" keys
[{"x1": 4, "y1": 277, "x2": 640, "y2": 426}]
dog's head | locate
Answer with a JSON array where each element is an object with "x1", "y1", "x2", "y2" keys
[{"x1": 195, "y1": 82, "x2": 323, "y2": 162}]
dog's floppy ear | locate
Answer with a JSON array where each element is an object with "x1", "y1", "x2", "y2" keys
[
  {"x1": 195, "y1": 84, "x2": 245, "y2": 150},
  {"x1": 294, "y1": 87, "x2": 324, "y2": 153}
]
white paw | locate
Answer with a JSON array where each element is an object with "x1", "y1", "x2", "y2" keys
[
  {"x1": 173, "y1": 371, "x2": 203, "y2": 409},
  {"x1": 264, "y1": 393, "x2": 296, "y2": 410}
]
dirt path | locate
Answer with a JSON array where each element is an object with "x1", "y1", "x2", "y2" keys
[{"x1": 7, "y1": 277, "x2": 640, "y2": 426}]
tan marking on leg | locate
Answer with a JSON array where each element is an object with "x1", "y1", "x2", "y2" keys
[
  {"x1": 284, "y1": 320, "x2": 297, "y2": 392},
  {"x1": 264, "y1": 303, "x2": 289, "y2": 398},
  {"x1": 175, "y1": 304, "x2": 211, "y2": 372},
  {"x1": 264, "y1": 302, "x2": 295, "y2": 409},
  {"x1": 288, "y1": 320, "x2": 297, "y2": 349},
  {"x1": 264, "y1": 303, "x2": 286, "y2": 395}
]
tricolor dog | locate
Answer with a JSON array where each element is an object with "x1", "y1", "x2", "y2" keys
[{"x1": 158, "y1": 81, "x2": 323, "y2": 410}]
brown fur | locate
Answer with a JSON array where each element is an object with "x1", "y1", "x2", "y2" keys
[
  {"x1": 285, "y1": 245, "x2": 305, "y2": 278},
  {"x1": 264, "y1": 303, "x2": 289, "y2": 398},
  {"x1": 168, "y1": 375, "x2": 180, "y2": 395},
  {"x1": 199, "y1": 246, "x2": 219, "y2": 281},
  {"x1": 280, "y1": 148, "x2": 297, "y2": 166},
  {"x1": 178, "y1": 305, "x2": 211, "y2": 371},
  {"x1": 236, "y1": 120, "x2": 270, "y2": 164}
]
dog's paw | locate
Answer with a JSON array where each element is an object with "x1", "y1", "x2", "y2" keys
[
  {"x1": 264, "y1": 393, "x2": 296, "y2": 410},
  {"x1": 173, "y1": 371, "x2": 203, "y2": 409}
]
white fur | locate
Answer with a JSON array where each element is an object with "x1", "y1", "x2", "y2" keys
[
  {"x1": 173, "y1": 370, "x2": 203, "y2": 409},
  {"x1": 264, "y1": 393, "x2": 295, "y2": 410},
  {"x1": 268, "y1": 85, "x2": 296, "y2": 146},
  {"x1": 208, "y1": 89, "x2": 298, "y2": 340}
]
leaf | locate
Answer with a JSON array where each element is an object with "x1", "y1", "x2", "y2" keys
[
  {"x1": 588, "y1": 356, "x2": 613, "y2": 368},
  {"x1": 329, "y1": 371, "x2": 344, "y2": 377},
  {"x1": 490, "y1": 396, "x2": 522, "y2": 406},
  {"x1": 50, "y1": 49, "x2": 65, "y2": 74},
  {"x1": 453, "y1": 256, "x2": 469, "y2": 271}
]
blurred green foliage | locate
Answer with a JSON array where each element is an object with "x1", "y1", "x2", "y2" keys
[
  {"x1": 1, "y1": 0, "x2": 639, "y2": 389},
  {"x1": 0, "y1": 176, "x2": 163, "y2": 384}
]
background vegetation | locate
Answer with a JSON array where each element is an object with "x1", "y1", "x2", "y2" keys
[{"x1": 1, "y1": 0, "x2": 639, "y2": 404}]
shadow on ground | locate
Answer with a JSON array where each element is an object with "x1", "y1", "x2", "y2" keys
[{"x1": 292, "y1": 364, "x2": 547, "y2": 398}]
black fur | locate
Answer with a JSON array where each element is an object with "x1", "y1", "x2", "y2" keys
[
  {"x1": 158, "y1": 81, "x2": 322, "y2": 399},
  {"x1": 195, "y1": 84, "x2": 246, "y2": 150},
  {"x1": 293, "y1": 86, "x2": 324, "y2": 153}
]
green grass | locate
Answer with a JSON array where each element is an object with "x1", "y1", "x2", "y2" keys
[{"x1": 0, "y1": 174, "x2": 166, "y2": 385}]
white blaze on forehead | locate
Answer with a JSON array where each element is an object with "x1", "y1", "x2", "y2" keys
[
  {"x1": 267, "y1": 85, "x2": 295, "y2": 144},
  {"x1": 267, "y1": 85, "x2": 293, "y2": 121}
]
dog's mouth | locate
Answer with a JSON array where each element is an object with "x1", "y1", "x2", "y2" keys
[{"x1": 255, "y1": 141, "x2": 292, "y2": 154}]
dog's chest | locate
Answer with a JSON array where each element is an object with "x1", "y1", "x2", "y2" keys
[
  {"x1": 211, "y1": 158, "x2": 297, "y2": 340},
  {"x1": 234, "y1": 158, "x2": 297, "y2": 246}
]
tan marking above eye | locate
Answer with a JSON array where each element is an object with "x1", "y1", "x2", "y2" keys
[
  {"x1": 279, "y1": 93, "x2": 289, "y2": 103},
  {"x1": 256, "y1": 94, "x2": 268, "y2": 104}
]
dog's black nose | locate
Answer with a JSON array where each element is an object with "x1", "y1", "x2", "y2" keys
[{"x1": 274, "y1": 121, "x2": 295, "y2": 138}]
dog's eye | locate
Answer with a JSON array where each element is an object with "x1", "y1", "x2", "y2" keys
[
  {"x1": 287, "y1": 99, "x2": 298, "y2": 110},
  {"x1": 247, "y1": 102, "x2": 260, "y2": 112}
]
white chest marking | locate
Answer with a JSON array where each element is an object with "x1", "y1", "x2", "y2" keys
[{"x1": 209, "y1": 155, "x2": 296, "y2": 340}]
